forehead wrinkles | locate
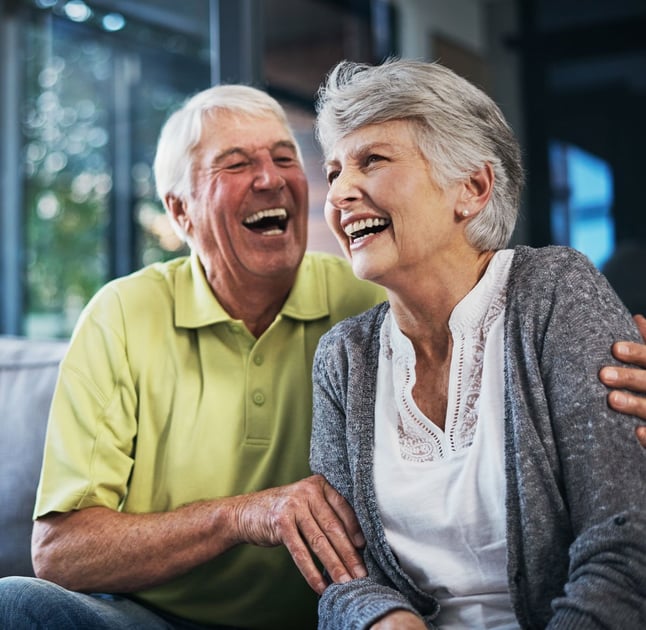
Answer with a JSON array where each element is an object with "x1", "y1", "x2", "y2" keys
[
  {"x1": 196, "y1": 114, "x2": 299, "y2": 169},
  {"x1": 328, "y1": 121, "x2": 417, "y2": 160},
  {"x1": 190, "y1": 117, "x2": 296, "y2": 185},
  {"x1": 222, "y1": 108, "x2": 288, "y2": 137}
]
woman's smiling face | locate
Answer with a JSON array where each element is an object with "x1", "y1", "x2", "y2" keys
[{"x1": 324, "y1": 119, "x2": 463, "y2": 288}]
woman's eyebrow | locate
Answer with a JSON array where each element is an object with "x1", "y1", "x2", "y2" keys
[
  {"x1": 324, "y1": 141, "x2": 396, "y2": 167},
  {"x1": 355, "y1": 141, "x2": 396, "y2": 154}
]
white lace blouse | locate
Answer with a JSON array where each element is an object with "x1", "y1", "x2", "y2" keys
[{"x1": 373, "y1": 249, "x2": 519, "y2": 629}]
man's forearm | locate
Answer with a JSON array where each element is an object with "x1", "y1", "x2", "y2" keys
[
  {"x1": 31, "y1": 475, "x2": 367, "y2": 595},
  {"x1": 32, "y1": 500, "x2": 242, "y2": 593}
]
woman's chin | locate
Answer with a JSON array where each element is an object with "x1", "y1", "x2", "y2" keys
[{"x1": 351, "y1": 260, "x2": 386, "y2": 286}]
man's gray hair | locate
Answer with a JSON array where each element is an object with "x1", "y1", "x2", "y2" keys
[
  {"x1": 315, "y1": 59, "x2": 524, "y2": 250},
  {"x1": 154, "y1": 84, "x2": 301, "y2": 205}
]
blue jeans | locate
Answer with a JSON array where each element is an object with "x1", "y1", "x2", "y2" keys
[{"x1": 0, "y1": 577, "x2": 242, "y2": 629}]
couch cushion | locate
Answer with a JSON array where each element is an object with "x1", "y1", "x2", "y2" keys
[{"x1": 0, "y1": 336, "x2": 67, "y2": 577}]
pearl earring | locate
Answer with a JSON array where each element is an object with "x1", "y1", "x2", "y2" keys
[{"x1": 462, "y1": 210, "x2": 470, "y2": 217}]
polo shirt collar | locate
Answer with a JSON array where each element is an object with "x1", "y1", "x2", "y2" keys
[
  {"x1": 174, "y1": 251, "x2": 230, "y2": 328},
  {"x1": 175, "y1": 251, "x2": 330, "y2": 329},
  {"x1": 281, "y1": 253, "x2": 330, "y2": 321}
]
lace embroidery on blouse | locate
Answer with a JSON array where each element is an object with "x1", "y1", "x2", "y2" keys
[{"x1": 380, "y1": 268, "x2": 508, "y2": 463}]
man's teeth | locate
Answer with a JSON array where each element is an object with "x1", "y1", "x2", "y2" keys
[
  {"x1": 344, "y1": 217, "x2": 389, "y2": 238},
  {"x1": 243, "y1": 208, "x2": 288, "y2": 226}
]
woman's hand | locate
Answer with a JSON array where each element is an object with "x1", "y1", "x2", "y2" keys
[
  {"x1": 599, "y1": 314, "x2": 646, "y2": 445},
  {"x1": 370, "y1": 610, "x2": 427, "y2": 630}
]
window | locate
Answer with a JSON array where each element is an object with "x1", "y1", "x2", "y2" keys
[
  {"x1": 549, "y1": 140, "x2": 615, "y2": 269},
  {"x1": 4, "y1": 0, "x2": 210, "y2": 337},
  {"x1": 1, "y1": 0, "x2": 397, "y2": 338}
]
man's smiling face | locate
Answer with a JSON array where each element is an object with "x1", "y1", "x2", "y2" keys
[{"x1": 178, "y1": 108, "x2": 309, "y2": 286}]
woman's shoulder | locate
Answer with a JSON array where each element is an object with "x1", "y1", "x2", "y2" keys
[
  {"x1": 508, "y1": 245, "x2": 601, "y2": 296},
  {"x1": 511, "y1": 244, "x2": 595, "y2": 275},
  {"x1": 318, "y1": 301, "x2": 389, "y2": 349},
  {"x1": 506, "y1": 245, "x2": 636, "y2": 337}
]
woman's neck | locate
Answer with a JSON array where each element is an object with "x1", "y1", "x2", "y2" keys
[{"x1": 388, "y1": 248, "x2": 496, "y2": 350}]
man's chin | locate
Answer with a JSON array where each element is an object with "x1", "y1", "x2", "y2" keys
[{"x1": 250, "y1": 248, "x2": 306, "y2": 277}]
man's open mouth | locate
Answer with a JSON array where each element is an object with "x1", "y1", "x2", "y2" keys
[
  {"x1": 243, "y1": 208, "x2": 288, "y2": 235},
  {"x1": 343, "y1": 217, "x2": 390, "y2": 241}
]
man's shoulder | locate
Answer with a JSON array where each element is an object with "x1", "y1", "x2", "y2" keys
[
  {"x1": 302, "y1": 250, "x2": 353, "y2": 277},
  {"x1": 111, "y1": 255, "x2": 188, "y2": 289},
  {"x1": 302, "y1": 251, "x2": 386, "y2": 307},
  {"x1": 79, "y1": 257, "x2": 189, "y2": 330},
  {"x1": 96, "y1": 256, "x2": 188, "y2": 303}
]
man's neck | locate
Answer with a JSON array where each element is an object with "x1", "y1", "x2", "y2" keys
[{"x1": 207, "y1": 272, "x2": 296, "y2": 338}]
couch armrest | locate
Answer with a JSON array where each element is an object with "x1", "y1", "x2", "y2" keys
[{"x1": 0, "y1": 336, "x2": 68, "y2": 577}]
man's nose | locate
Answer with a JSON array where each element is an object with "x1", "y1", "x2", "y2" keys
[{"x1": 252, "y1": 157, "x2": 286, "y2": 191}]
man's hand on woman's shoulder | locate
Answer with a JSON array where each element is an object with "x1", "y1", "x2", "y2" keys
[{"x1": 600, "y1": 314, "x2": 646, "y2": 445}]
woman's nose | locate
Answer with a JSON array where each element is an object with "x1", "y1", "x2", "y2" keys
[{"x1": 327, "y1": 169, "x2": 360, "y2": 208}]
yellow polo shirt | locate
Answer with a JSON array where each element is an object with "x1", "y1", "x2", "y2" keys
[{"x1": 35, "y1": 250, "x2": 385, "y2": 630}]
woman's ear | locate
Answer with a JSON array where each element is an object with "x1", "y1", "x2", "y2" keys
[
  {"x1": 456, "y1": 163, "x2": 494, "y2": 219},
  {"x1": 165, "y1": 194, "x2": 191, "y2": 235}
]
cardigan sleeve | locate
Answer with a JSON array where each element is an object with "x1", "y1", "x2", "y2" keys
[
  {"x1": 310, "y1": 321, "x2": 432, "y2": 630},
  {"x1": 505, "y1": 246, "x2": 646, "y2": 628}
]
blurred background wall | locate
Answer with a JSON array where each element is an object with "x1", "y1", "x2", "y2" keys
[{"x1": 1, "y1": 0, "x2": 644, "y2": 338}]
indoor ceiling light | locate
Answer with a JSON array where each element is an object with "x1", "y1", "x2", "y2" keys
[{"x1": 63, "y1": 0, "x2": 92, "y2": 23}]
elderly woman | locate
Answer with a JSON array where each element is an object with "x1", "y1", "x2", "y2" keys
[{"x1": 310, "y1": 59, "x2": 646, "y2": 630}]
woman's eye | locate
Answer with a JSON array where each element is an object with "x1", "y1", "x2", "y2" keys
[
  {"x1": 366, "y1": 154, "x2": 383, "y2": 165},
  {"x1": 326, "y1": 170, "x2": 340, "y2": 185}
]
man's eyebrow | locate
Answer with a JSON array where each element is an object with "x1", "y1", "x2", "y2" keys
[
  {"x1": 272, "y1": 140, "x2": 298, "y2": 153},
  {"x1": 212, "y1": 140, "x2": 297, "y2": 164},
  {"x1": 212, "y1": 147, "x2": 248, "y2": 164}
]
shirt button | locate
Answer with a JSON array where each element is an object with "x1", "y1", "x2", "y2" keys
[
  {"x1": 253, "y1": 354, "x2": 264, "y2": 366},
  {"x1": 253, "y1": 391, "x2": 265, "y2": 405}
]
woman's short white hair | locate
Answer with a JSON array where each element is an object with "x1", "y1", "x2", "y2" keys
[
  {"x1": 315, "y1": 59, "x2": 524, "y2": 251},
  {"x1": 153, "y1": 84, "x2": 301, "y2": 206}
]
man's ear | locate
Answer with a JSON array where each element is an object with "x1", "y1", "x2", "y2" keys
[
  {"x1": 456, "y1": 163, "x2": 494, "y2": 219},
  {"x1": 165, "y1": 194, "x2": 191, "y2": 235}
]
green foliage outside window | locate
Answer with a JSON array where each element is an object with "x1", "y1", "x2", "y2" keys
[{"x1": 19, "y1": 7, "x2": 206, "y2": 338}]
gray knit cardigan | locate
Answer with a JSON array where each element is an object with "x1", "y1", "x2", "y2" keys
[{"x1": 310, "y1": 246, "x2": 646, "y2": 630}]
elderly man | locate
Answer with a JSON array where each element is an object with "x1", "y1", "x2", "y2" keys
[
  {"x1": 0, "y1": 84, "x2": 644, "y2": 630},
  {"x1": 0, "y1": 85, "x2": 383, "y2": 630}
]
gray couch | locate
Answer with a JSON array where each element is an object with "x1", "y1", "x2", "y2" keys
[{"x1": 0, "y1": 336, "x2": 68, "y2": 577}]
